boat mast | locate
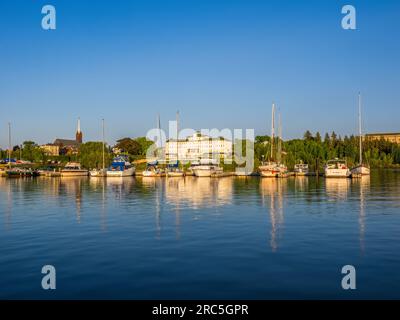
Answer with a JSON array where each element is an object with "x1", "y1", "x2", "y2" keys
[
  {"x1": 358, "y1": 92, "x2": 362, "y2": 165},
  {"x1": 157, "y1": 114, "x2": 163, "y2": 158},
  {"x1": 270, "y1": 103, "x2": 275, "y2": 161},
  {"x1": 277, "y1": 112, "x2": 282, "y2": 164},
  {"x1": 8, "y1": 122, "x2": 11, "y2": 169},
  {"x1": 176, "y1": 110, "x2": 179, "y2": 163},
  {"x1": 102, "y1": 118, "x2": 105, "y2": 170}
]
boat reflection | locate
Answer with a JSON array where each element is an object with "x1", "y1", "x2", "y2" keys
[
  {"x1": 260, "y1": 178, "x2": 287, "y2": 252},
  {"x1": 325, "y1": 178, "x2": 351, "y2": 201},
  {"x1": 353, "y1": 176, "x2": 370, "y2": 253}
]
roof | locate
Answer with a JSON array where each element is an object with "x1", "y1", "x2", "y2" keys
[
  {"x1": 53, "y1": 139, "x2": 80, "y2": 147},
  {"x1": 365, "y1": 133, "x2": 400, "y2": 136}
]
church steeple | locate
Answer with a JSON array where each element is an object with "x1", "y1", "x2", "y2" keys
[{"x1": 76, "y1": 117, "x2": 83, "y2": 143}]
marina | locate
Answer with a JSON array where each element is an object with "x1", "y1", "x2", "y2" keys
[{"x1": 1, "y1": 170, "x2": 400, "y2": 299}]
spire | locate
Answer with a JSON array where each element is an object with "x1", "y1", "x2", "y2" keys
[
  {"x1": 77, "y1": 117, "x2": 81, "y2": 133},
  {"x1": 76, "y1": 117, "x2": 83, "y2": 143}
]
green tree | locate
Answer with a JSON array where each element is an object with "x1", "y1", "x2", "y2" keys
[
  {"x1": 79, "y1": 142, "x2": 111, "y2": 169},
  {"x1": 115, "y1": 138, "x2": 141, "y2": 155}
]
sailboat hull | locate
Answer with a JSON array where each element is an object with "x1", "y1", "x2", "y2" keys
[
  {"x1": 107, "y1": 167, "x2": 135, "y2": 177},
  {"x1": 351, "y1": 165, "x2": 370, "y2": 176}
]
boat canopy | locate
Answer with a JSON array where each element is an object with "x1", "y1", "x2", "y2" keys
[
  {"x1": 110, "y1": 162, "x2": 125, "y2": 171},
  {"x1": 168, "y1": 161, "x2": 179, "y2": 168}
]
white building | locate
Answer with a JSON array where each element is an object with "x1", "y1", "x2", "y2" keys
[{"x1": 165, "y1": 132, "x2": 232, "y2": 162}]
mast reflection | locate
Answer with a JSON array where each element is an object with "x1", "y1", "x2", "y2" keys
[{"x1": 260, "y1": 178, "x2": 286, "y2": 252}]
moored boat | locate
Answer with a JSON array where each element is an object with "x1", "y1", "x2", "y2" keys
[
  {"x1": 5, "y1": 167, "x2": 39, "y2": 178},
  {"x1": 351, "y1": 93, "x2": 370, "y2": 176},
  {"x1": 106, "y1": 155, "x2": 135, "y2": 177},
  {"x1": 192, "y1": 159, "x2": 223, "y2": 177},
  {"x1": 90, "y1": 168, "x2": 107, "y2": 177},
  {"x1": 294, "y1": 162, "x2": 309, "y2": 176},
  {"x1": 166, "y1": 161, "x2": 184, "y2": 177},
  {"x1": 142, "y1": 161, "x2": 164, "y2": 177},
  {"x1": 324, "y1": 159, "x2": 351, "y2": 178},
  {"x1": 259, "y1": 162, "x2": 280, "y2": 177},
  {"x1": 61, "y1": 162, "x2": 88, "y2": 177}
]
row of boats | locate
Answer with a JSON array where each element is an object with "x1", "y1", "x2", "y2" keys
[
  {"x1": 2, "y1": 158, "x2": 365, "y2": 179},
  {"x1": 60, "y1": 157, "x2": 224, "y2": 178},
  {"x1": 259, "y1": 158, "x2": 368, "y2": 178},
  {"x1": 258, "y1": 95, "x2": 370, "y2": 178}
]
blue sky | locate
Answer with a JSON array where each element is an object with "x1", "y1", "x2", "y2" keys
[{"x1": 0, "y1": 0, "x2": 399, "y2": 148}]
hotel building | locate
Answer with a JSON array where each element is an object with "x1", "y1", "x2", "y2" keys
[{"x1": 165, "y1": 132, "x2": 233, "y2": 162}]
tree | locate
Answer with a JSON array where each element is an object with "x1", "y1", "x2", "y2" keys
[
  {"x1": 315, "y1": 132, "x2": 322, "y2": 143},
  {"x1": 79, "y1": 142, "x2": 111, "y2": 169},
  {"x1": 115, "y1": 138, "x2": 141, "y2": 155},
  {"x1": 303, "y1": 130, "x2": 313, "y2": 141},
  {"x1": 134, "y1": 137, "x2": 154, "y2": 156}
]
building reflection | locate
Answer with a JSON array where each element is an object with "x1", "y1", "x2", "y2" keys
[
  {"x1": 260, "y1": 178, "x2": 287, "y2": 252},
  {"x1": 164, "y1": 177, "x2": 233, "y2": 209}
]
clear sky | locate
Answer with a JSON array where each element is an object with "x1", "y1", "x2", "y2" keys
[{"x1": 0, "y1": 0, "x2": 399, "y2": 148}]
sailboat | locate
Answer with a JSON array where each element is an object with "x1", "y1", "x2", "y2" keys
[
  {"x1": 167, "y1": 111, "x2": 184, "y2": 177},
  {"x1": 143, "y1": 114, "x2": 165, "y2": 177},
  {"x1": 275, "y1": 112, "x2": 289, "y2": 178},
  {"x1": 351, "y1": 93, "x2": 370, "y2": 176},
  {"x1": 90, "y1": 119, "x2": 108, "y2": 177},
  {"x1": 259, "y1": 103, "x2": 280, "y2": 177},
  {"x1": 107, "y1": 154, "x2": 135, "y2": 177}
]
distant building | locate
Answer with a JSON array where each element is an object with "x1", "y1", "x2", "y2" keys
[
  {"x1": 165, "y1": 132, "x2": 233, "y2": 162},
  {"x1": 365, "y1": 132, "x2": 400, "y2": 144},
  {"x1": 41, "y1": 118, "x2": 83, "y2": 156},
  {"x1": 40, "y1": 144, "x2": 60, "y2": 156}
]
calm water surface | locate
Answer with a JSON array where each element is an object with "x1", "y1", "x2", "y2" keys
[{"x1": 1, "y1": 171, "x2": 400, "y2": 299}]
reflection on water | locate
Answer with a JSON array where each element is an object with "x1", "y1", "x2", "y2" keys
[
  {"x1": 353, "y1": 176, "x2": 370, "y2": 254},
  {"x1": 325, "y1": 178, "x2": 351, "y2": 201},
  {"x1": 165, "y1": 177, "x2": 233, "y2": 208},
  {"x1": 260, "y1": 179, "x2": 287, "y2": 252},
  {"x1": 1, "y1": 171, "x2": 400, "y2": 299}
]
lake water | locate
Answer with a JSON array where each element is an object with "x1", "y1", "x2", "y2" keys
[{"x1": 1, "y1": 171, "x2": 400, "y2": 299}]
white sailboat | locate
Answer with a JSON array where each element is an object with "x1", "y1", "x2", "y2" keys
[
  {"x1": 142, "y1": 114, "x2": 165, "y2": 177},
  {"x1": 351, "y1": 93, "x2": 370, "y2": 176},
  {"x1": 107, "y1": 155, "x2": 135, "y2": 177},
  {"x1": 275, "y1": 112, "x2": 288, "y2": 178},
  {"x1": 259, "y1": 103, "x2": 279, "y2": 177},
  {"x1": 167, "y1": 111, "x2": 184, "y2": 177},
  {"x1": 90, "y1": 119, "x2": 108, "y2": 177}
]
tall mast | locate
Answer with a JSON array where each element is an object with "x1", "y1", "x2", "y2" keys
[
  {"x1": 157, "y1": 114, "x2": 163, "y2": 152},
  {"x1": 176, "y1": 110, "x2": 179, "y2": 162},
  {"x1": 270, "y1": 103, "x2": 275, "y2": 161},
  {"x1": 277, "y1": 112, "x2": 282, "y2": 164},
  {"x1": 102, "y1": 118, "x2": 105, "y2": 170},
  {"x1": 8, "y1": 122, "x2": 11, "y2": 169},
  {"x1": 358, "y1": 92, "x2": 362, "y2": 165}
]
